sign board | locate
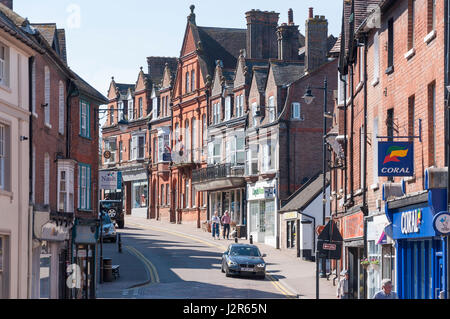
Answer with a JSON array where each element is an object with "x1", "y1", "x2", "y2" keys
[
  {"x1": 162, "y1": 153, "x2": 172, "y2": 162},
  {"x1": 433, "y1": 211, "x2": 450, "y2": 236},
  {"x1": 322, "y1": 243, "x2": 336, "y2": 251},
  {"x1": 378, "y1": 142, "x2": 414, "y2": 177},
  {"x1": 99, "y1": 171, "x2": 122, "y2": 190},
  {"x1": 284, "y1": 211, "x2": 298, "y2": 221},
  {"x1": 248, "y1": 180, "x2": 276, "y2": 201}
]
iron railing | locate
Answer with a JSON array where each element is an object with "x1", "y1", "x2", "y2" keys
[{"x1": 192, "y1": 163, "x2": 245, "y2": 183}]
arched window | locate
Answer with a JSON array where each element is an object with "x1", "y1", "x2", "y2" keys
[{"x1": 192, "y1": 117, "x2": 197, "y2": 161}]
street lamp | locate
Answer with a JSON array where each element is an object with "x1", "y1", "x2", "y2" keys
[
  {"x1": 303, "y1": 77, "x2": 329, "y2": 279},
  {"x1": 118, "y1": 118, "x2": 129, "y2": 133}
]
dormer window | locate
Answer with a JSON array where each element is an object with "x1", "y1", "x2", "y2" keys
[
  {"x1": 128, "y1": 98, "x2": 134, "y2": 120},
  {"x1": 268, "y1": 96, "x2": 275, "y2": 122},
  {"x1": 152, "y1": 96, "x2": 159, "y2": 120}
]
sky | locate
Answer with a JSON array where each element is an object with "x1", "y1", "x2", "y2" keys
[{"x1": 13, "y1": 0, "x2": 343, "y2": 102}]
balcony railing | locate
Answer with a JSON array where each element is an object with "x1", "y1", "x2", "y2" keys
[{"x1": 192, "y1": 163, "x2": 245, "y2": 184}]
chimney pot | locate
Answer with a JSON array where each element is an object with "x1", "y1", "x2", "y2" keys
[
  {"x1": 309, "y1": 7, "x2": 313, "y2": 19},
  {"x1": 288, "y1": 8, "x2": 294, "y2": 25}
]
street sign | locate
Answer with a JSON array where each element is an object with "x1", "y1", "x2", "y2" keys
[
  {"x1": 317, "y1": 220, "x2": 343, "y2": 260},
  {"x1": 433, "y1": 211, "x2": 450, "y2": 236},
  {"x1": 378, "y1": 142, "x2": 414, "y2": 177}
]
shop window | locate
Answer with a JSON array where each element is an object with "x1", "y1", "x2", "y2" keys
[
  {"x1": 133, "y1": 181, "x2": 148, "y2": 209},
  {"x1": 287, "y1": 220, "x2": 296, "y2": 249}
]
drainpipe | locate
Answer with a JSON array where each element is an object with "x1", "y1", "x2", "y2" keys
[
  {"x1": 349, "y1": 65, "x2": 355, "y2": 206},
  {"x1": 28, "y1": 56, "x2": 34, "y2": 299},
  {"x1": 445, "y1": 0, "x2": 450, "y2": 300}
]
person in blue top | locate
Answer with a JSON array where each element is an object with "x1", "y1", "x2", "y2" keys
[{"x1": 373, "y1": 279, "x2": 398, "y2": 299}]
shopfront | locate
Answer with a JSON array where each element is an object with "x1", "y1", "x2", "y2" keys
[
  {"x1": 247, "y1": 179, "x2": 278, "y2": 247},
  {"x1": 208, "y1": 188, "x2": 245, "y2": 225},
  {"x1": 122, "y1": 167, "x2": 148, "y2": 218},
  {"x1": 385, "y1": 189, "x2": 448, "y2": 299}
]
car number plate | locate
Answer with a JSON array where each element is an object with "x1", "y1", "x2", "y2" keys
[{"x1": 241, "y1": 267, "x2": 253, "y2": 272}]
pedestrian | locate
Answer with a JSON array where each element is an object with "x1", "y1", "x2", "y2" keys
[
  {"x1": 211, "y1": 211, "x2": 221, "y2": 240},
  {"x1": 221, "y1": 210, "x2": 231, "y2": 240},
  {"x1": 373, "y1": 279, "x2": 398, "y2": 299},
  {"x1": 337, "y1": 270, "x2": 350, "y2": 299}
]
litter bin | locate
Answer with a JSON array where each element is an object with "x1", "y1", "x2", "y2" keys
[
  {"x1": 236, "y1": 225, "x2": 247, "y2": 239},
  {"x1": 103, "y1": 258, "x2": 113, "y2": 282}
]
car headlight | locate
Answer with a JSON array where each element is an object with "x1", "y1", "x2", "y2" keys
[
  {"x1": 228, "y1": 260, "x2": 238, "y2": 266},
  {"x1": 256, "y1": 263, "x2": 266, "y2": 268}
]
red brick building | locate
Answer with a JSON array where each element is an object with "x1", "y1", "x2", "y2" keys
[{"x1": 329, "y1": 0, "x2": 446, "y2": 299}]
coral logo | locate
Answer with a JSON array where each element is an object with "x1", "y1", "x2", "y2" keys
[{"x1": 383, "y1": 146, "x2": 409, "y2": 164}]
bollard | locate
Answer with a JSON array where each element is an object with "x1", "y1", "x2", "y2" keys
[
  {"x1": 249, "y1": 235, "x2": 253, "y2": 245},
  {"x1": 118, "y1": 234, "x2": 122, "y2": 253},
  {"x1": 235, "y1": 237, "x2": 238, "y2": 243}
]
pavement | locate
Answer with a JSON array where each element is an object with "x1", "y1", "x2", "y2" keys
[{"x1": 97, "y1": 215, "x2": 338, "y2": 299}]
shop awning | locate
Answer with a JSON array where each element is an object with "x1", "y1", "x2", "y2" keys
[
  {"x1": 193, "y1": 177, "x2": 246, "y2": 192},
  {"x1": 122, "y1": 170, "x2": 147, "y2": 182}
]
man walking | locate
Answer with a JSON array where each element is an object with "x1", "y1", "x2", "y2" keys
[
  {"x1": 337, "y1": 270, "x2": 350, "y2": 299},
  {"x1": 221, "y1": 210, "x2": 231, "y2": 240}
]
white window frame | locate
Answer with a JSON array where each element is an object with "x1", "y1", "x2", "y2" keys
[
  {"x1": 252, "y1": 102, "x2": 258, "y2": 127},
  {"x1": 291, "y1": 102, "x2": 302, "y2": 120},
  {"x1": 132, "y1": 133, "x2": 146, "y2": 160},
  {"x1": 78, "y1": 164, "x2": 91, "y2": 210},
  {"x1": 57, "y1": 165, "x2": 74, "y2": 213},
  {"x1": 372, "y1": 31, "x2": 380, "y2": 86},
  {"x1": 152, "y1": 96, "x2": 159, "y2": 121},
  {"x1": 268, "y1": 96, "x2": 275, "y2": 122},
  {"x1": 44, "y1": 153, "x2": 50, "y2": 205},
  {"x1": 225, "y1": 96, "x2": 231, "y2": 121},
  {"x1": 0, "y1": 124, "x2": 6, "y2": 190},
  {"x1": 128, "y1": 98, "x2": 134, "y2": 120},
  {"x1": 104, "y1": 138, "x2": 117, "y2": 164},
  {"x1": 0, "y1": 43, "x2": 9, "y2": 87}
]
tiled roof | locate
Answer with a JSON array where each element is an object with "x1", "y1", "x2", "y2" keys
[
  {"x1": 196, "y1": 26, "x2": 247, "y2": 77},
  {"x1": 31, "y1": 23, "x2": 56, "y2": 47},
  {"x1": 279, "y1": 172, "x2": 330, "y2": 213},
  {"x1": 253, "y1": 67, "x2": 269, "y2": 93},
  {"x1": 115, "y1": 83, "x2": 134, "y2": 95},
  {"x1": 270, "y1": 61, "x2": 305, "y2": 86},
  {"x1": 147, "y1": 56, "x2": 178, "y2": 86},
  {"x1": 56, "y1": 29, "x2": 67, "y2": 63}
]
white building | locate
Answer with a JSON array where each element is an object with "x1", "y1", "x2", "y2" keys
[{"x1": 0, "y1": 8, "x2": 39, "y2": 298}]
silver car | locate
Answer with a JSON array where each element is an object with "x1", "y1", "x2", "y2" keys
[
  {"x1": 221, "y1": 244, "x2": 266, "y2": 279},
  {"x1": 100, "y1": 213, "x2": 117, "y2": 243}
]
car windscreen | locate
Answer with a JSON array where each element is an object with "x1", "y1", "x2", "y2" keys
[
  {"x1": 229, "y1": 247, "x2": 261, "y2": 257},
  {"x1": 100, "y1": 202, "x2": 119, "y2": 209}
]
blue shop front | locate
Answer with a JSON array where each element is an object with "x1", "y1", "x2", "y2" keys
[{"x1": 385, "y1": 186, "x2": 448, "y2": 299}]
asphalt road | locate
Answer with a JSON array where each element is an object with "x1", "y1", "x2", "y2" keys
[{"x1": 98, "y1": 221, "x2": 293, "y2": 299}]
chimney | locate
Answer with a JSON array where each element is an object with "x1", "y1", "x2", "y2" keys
[
  {"x1": 277, "y1": 9, "x2": 300, "y2": 61},
  {"x1": 305, "y1": 9, "x2": 328, "y2": 72},
  {"x1": 246, "y1": 10, "x2": 279, "y2": 60},
  {"x1": 0, "y1": 0, "x2": 12, "y2": 10},
  {"x1": 309, "y1": 7, "x2": 313, "y2": 19}
]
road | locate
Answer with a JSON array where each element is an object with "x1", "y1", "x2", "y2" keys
[{"x1": 97, "y1": 220, "x2": 295, "y2": 299}]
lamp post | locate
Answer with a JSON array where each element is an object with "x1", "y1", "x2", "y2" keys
[{"x1": 303, "y1": 77, "x2": 330, "y2": 279}]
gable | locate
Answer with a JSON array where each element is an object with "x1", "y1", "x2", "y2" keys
[
  {"x1": 181, "y1": 23, "x2": 197, "y2": 57},
  {"x1": 135, "y1": 72, "x2": 146, "y2": 92},
  {"x1": 107, "y1": 81, "x2": 117, "y2": 100},
  {"x1": 161, "y1": 66, "x2": 172, "y2": 89},
  {"x1": 211, "y1": 65, "x2": 223, "y2": 97},
  {"x1": 234, "y1": 58, "x2": 246, "y2": 89}
]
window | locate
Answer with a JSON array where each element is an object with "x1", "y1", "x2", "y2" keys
[
  {"x1": 192, "y1": 118, "x2": 198, "y2": 161},
  {"x1": 235, "y1": 95, "x2": 240, "y2": 118},
  {"x1": 165, "y1": 96, "x2": 170, "y2": 116},
  {"x1": 408, "y1": 0, "x2": 416, "y2": 50},
  {"x1": 44, "y1": 66, "x2": 50, "y2": 126},
  {"x1": 185, "y1": 72, "x2": 190, "y2": 94},
  {"x1": 209, "y1": 137, "x2": 222, "y2": 165},
  {"x1": 338, "y1": 73, "x2": 347, "y2": 104},
  {"x1": 185, "y1": 120, "x2": 191, "y2": 156},
  {"x1": 291, "y1": 102, "x2": 301, "y2": 120},
  {"x1": 104, "y1": 138, "x2": 117, "y2": 164},
  {"x1": 428, "y1": 0, "x2": 436, "y2": 33},
  {"x1": 80, "y1": 100, "x2": 90, "y2": 138},
  {"x1": 175, "y1": 122, "x2": 180, "y2": 152},
  {"x1": 373, "y1": 31, "x2": 380, "y2": 84},
  {"x1": 161, "y1": 185, "x2": 165, "y2": 206},
  {"x1": 192, "y1": 186, "x2": 196, "y2": 208},
  {"x1": 386, "y1": 18, "x2": 394, "y2": 73},
  {"x1": 152, "y1": 96, "x2": 159, "y2": 120},
  {"x1": 246, "y1": 144, "x2": 259, "y2": 175},
  {"x1": 225, "y1": 96, "x2": 232, "y2": 121},
  {"x1": 158, "y1": 133, "x2": 170, "y2": 162},
  {"x1": 118, "y1": 101, "x2": 124, "y2": 121},
  {"x1": 78, "y1": 164, "x2": 91, "y2": 210},
  {"x1": 213, "y1": 102, "x2": 221, "y2": 124},
  {"x1": 0, "y1": 124, "x2": 9, "y2": 191},
  {"x1": 262, "y1": 141, "x2": 275, "y2": 172},
  {"x1": 0, "y1": 43, "x2": 9, "y2": 87},
  {"x1": 287, "y1": 220, "x2": 296, "y2": 249},
  {"x1": 153, "y1": 138, "x2": 157, "y2": 164},
  {"x1": 58, "y1": 167, "x2": 74, "y2": 213},
  {"x1": 185, "y1": 178, "x2": 190, "y2": 208},
  {"x1": 44, "y1": 153, "x2": 50, "y2": 205},
  {"x1": 268, "y1": 96, "x2": 275, "y2": 122},
  {"x1": 58, "y1": 81, "x2": 65, "y2": 135},
  {"x1": 252, "y1": 102, "x2": 258, "y2": 127},
  {"x1": 139, "y1": 98, "x2": 143, "y2": 118},
  {"x1": 166, "y1": 184, "x2": 170, "y2": 206},
  {"x1": 359, "y1": 46, "x2": 364, "y2": 82},
  {"x1": 31, "y1": 60, "x2": 36, "y2": 115},
  {"x1": 128, "y1": 98, "x2": 134, "y2": 120},
  {"x1": 191, "y1": 70, "x2": 196, "y2": 92},
  {"x1": 428, "y1": 82, "x2": 436, "y2": 166},
  {"x1": 119, "y1": 140, "x2": 123, "y2": 163},
  {"x1": 0, "y1": 235, "x2": 10, "y2": 299},
  {"x1": 231, "y1": 133, "x2": 245, "y2": 165},
  {"x1": 109, "y1": 106, "x2": 114, "y2": 125},
  {"x1": 132, "y1": 134, "x2": 146, "y2": 160}
]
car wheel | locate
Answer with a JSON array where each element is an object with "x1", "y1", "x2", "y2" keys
[
  {"x1": 221, "y1": 262, "x2": 225, "y2": 273},
  {"x1": 111, "y1": 236, "x2": 117, "y2": 243},
  {"x1": 225, "y1": 265, "x2": 231, "y2": 277}
]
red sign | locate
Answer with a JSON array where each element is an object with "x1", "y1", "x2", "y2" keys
[
  {"x1": 323, "y1": 243, "x2": 337, "y2": 251},
  {"x1": 316, "y1": 225, "x2": 325, "y2": 235},
  {"x1": 343, "y1": 212, "x2": 364, "y2": 240}
]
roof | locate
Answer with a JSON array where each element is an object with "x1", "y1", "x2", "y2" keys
[
  {"x1": 115, "y1": 83, "x2": 134, "y2": 95},
  {"x1": 279, "y1": 172, "x2": 331, "y2": 213},
  {"x1": 31, "y1": 23, "x2": 56, "y2": 47},
  {"x1": 196, "y1": 25, "x2": 247, "y2": 77},
  {"x1": 252, "y1": 67, "x2": 269, "y2": 93},
  {"x1": 72, "y1": 71, "x2": 108, "y2": 104},
  {"x1": 147, "y1": 56, "x2": 178, "y2": 87},
  {"x1": 270, "y1": 61, "x2": 305, "y2": 86}
]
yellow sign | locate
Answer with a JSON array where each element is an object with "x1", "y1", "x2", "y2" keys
[{"x1": 284, "y1": 211, "x2": 298, "y2": 220}]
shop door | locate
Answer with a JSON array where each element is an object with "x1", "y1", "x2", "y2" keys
[
  {"x1": 258, "y1": 201, "x2": 266, "y2": 243},
  {"x1": 348, "y1": 247, "x2": 358, "y2": 299},
  {"x1": 437, "y1": 255, "x2": 444, "y2": 299}
]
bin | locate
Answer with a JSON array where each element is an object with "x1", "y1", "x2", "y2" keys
[
  {"x1": 236, "y1": 225, "x2": 247, "y2": 239},
  {"x1": 103, "y1": 258, "x2": 113, "y2": 282}
]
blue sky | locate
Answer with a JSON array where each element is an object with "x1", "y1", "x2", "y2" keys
[{"x1": 14, "y1": 0, "x2": 342, "y2": 100}]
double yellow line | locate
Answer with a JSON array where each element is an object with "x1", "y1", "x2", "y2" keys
[
  {"x1": 126, "y1": 221, "x2": 297, "y2": 299},
  {"x1": 125, "y1": 245, "x2": 160, "y2": 287}
]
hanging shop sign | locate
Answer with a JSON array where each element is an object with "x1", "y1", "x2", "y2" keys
[
  {"x1": 99, "y1": 171, "x2": 122, "y2": 190},
  {"x1": 378, "y1": 142, "x2": 414, "y2": 177},
  {"x1": 433, "y1": 211, "x2": 450, "y2": 236}
]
